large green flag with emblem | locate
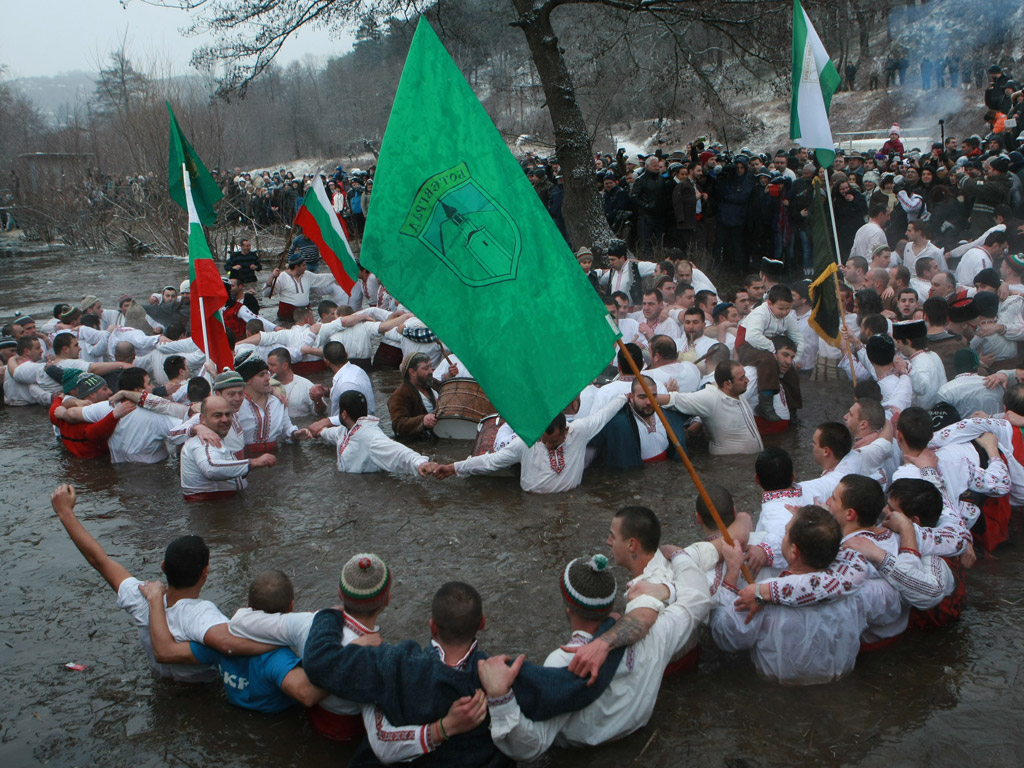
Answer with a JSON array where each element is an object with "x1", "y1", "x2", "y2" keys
[{"x1": 361, "y1": 19, "x2": 619, "y2": 446}]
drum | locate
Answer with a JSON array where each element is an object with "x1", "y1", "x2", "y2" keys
[
  {"x1": 433, "y1": 379, "x2": 496, "y2": 439},
  {"x1": 372, "y1": 341, "x2": 403, "y2": 370},
  {"x1": 472, "y1": 414, "x2": 502, "y2": 456}
]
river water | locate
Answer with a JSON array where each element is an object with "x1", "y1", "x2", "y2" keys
[{"x1": 1, "y1": 248, "x2": 1022, "y2": 767}]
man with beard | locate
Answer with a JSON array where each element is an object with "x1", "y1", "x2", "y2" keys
[{"x1": 588, "y1": 376, "x2": 690, "y2": 470}]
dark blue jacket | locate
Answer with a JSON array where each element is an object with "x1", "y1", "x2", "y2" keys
[
  {"x1": 716, "y1": 168, "x2": 754, "y2": 228},
  {"x1": 304, "y1": 609, "x2": 625, "y2": 768},
  {"x1": 588, "y1": 404, "x2": 688, "y2": 470}
]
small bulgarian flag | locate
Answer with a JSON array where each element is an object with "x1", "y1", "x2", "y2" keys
[{"x1": 295, "y1": 174, "x2": 358, "y2": 293}]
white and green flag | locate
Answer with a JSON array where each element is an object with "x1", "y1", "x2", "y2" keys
[{"x1": 790, "y1": 0, "x2": 841, "y2": 168}]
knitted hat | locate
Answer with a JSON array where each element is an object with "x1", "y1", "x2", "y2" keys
[
  {"x1": 712, "y1": 302, "x2": 735, "y2": 322},
  {"x1": 989, "y1": 157, "x2": 1010, "y2": 174},
  {"x1": 234, "y1": 349, "x2": 268, "y2": 382},
  {"x1": 179, "y1": 280, "x2": 191, "y2": 294},
  {"x1": 575, "y1": 246, "x2": 593, "y2": 261},
  {"x1": 14, "y1": 316, "x2": 34, "y2": 327},
  {"x1": 947, "y1": 297, "x2": 978, "y2": 323},
  {"x1": 889, "y1": 124, "x2": 901, "y2": 137},
  {"x1": 871, "y1": 244, "x2": 891, "y2": 259},
  {"x1": 0, "y1": 336, "x2": 15, "y2": 350},
  {"x1": 892, "y1": 319, "x2": 927, "y2": 341},
  {"x1": 862, "y1": 171, "x2": 880, "y2": 187},
  {"x1": 973, "y1": 290, "x2": 1000, "y2": 318},
  {"x1": 61, "y1": 367, "x2": 86, "y2": 394},
  {"x1": 117, "y1": 294, "x2": 133, "y2": 306},
  {"x1": 974, "y1": 268, "x2": 1001, "y2": 290},
  {"x1": 560, "y1": 554, "x2": 616, "y2": 620},
  {"x1": 79, "y1": 295, "x2": 99, "y2": 311},
  {"x1": 339, "y1": 553, "x2": 391, "y2": 610},
  {"x1": 866, "y1": 333, "x2": 896, "y2": 366},
  {"x1": 954, "y1": 347, "x2": 981, "y2": 375},
  {"x1": 212, "y1": 370, "x2": 245, "y2": 391},
  {"x1": 287, "y1": 251, "x2": 305, "y2": 266},
  {"x1": 60, "y1": 306, "x2": 81, "y2": 323},
  {"x1": 1008, "y1": 253, "x2": 1024, "y2": 273}
]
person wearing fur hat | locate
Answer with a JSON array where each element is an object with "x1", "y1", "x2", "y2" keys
[
  {"x1": 865, "y1": 333, "x2": 913, "y2": 415},
  {"x1": 234, "y1": 349, "x2": 311, "y2": 456},
  {"x1": 479, "y1": 540, "x2": 711, "y2": 759},
  {"x1": 892, "y1": 320, "x2": 947, "y2": 408}
]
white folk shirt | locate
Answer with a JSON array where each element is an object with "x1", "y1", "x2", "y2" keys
[
  {"x1": 590, "y1": 377, "x2": 666, "y2": 413},
  {"x1": 878, "y1": 371, "x2": 913, "y2": 414},
  {"x1": 633, "y1": 410, "x2": 669, "y2": 461},
  {"x1": 902, "y1": 240, "x2": 946, "y2": 274},
  {"x1": 76, "y1": 326, "x2": 110, "y2": 362},
  {"x1": 320, "y1": 416, "x2": 428, "y2": 475},
  {"x1": 259, "y1": 326, "x2": 319, "y2": 363},
  {"x1": 179, "y1": 436, "x2": 249, "y2": 495},
  {"x1": 81, "y1": 398, "x2": 180, "y2": 464},
  {"x1": 644, "y1": 361, "x2": 701, "y2": 393},
  {"x1": 955, "y1": 246, "x2": 992, "y2": 287},
  {"x1": 598, "y1": 260, "x2": 656, "y2": 295},
  {"x1": 316, "y1": 313, "x2": 387, "y2": 358},
  {"x1": 283, "y1": 374, "x2": 319, "y2": 421},
  {"x1": 329, "y1": 362, "x2": 376, "y2": 416},
  {"x1": 970, "y1": 319, "x2": 1017, "y2": 362},
  {"x1": 454, "y1": 395, "x2": 626, "y2": 493},
  {"x1": 935, "y1": 373, "x2": 1005, "y2": 418},
  {"x1": 487, "y1": 553, "x2": 711, "y2": 760},
  {"x1": 906, "y1": 350, "x2": 947, "y2": 409},
  {"x1": 116, "y1": 576, "x2": 228, "y2": 683},
  {"x1": 106, "y1": 326, "x2": 161, "y2": 361},
  {"x1": 5, "y1": 360, "x2": 50, "y2": 405},
  {"x1": 738, "y1": 301, "x2": 803, "y2": 358},
  {"x1": 754, "y1": 488, "x2": 807, "y2": 568},
  {"x1": 794, "y1": 310, "x2": 819, "y2": 371},
  {"x1": 665, "y1": 386, "x2": 763, "y2": 456},
  {"x1": 237, "y1": 393, "x2": 298, "y2": 448},
  {"x1": 37, "y1": 357, "x2": 89, "y2": 394},
  {"x1": 228, "y1": 608, "x2": 372, "y2": 717},
  {"x1": 849, "y1": 220, "x2": 889, "y2": 261},
  {"x1": 269, "y1": 270, "x2": 337, "y2": 307},
  {"x1": 711, "y1": 578, "x2": 864, "y2": 685},
  {"x1": 383, "y1": 326, "x2": 445, "y2": 368},
  {"x1": 797, "y1": 449, "x2": 864, "y2": 505}
]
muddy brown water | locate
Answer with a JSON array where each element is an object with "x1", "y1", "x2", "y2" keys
[{"x1": 2, "y1": 248, "x2": 1023, "y2": 767}]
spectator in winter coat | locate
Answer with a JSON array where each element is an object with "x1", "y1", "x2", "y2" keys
[
  {"x1": 715, "y1": 155, "x2": 755, "y2": 270},
  {"x1": 831, "y1": 176, "x2": 868, "y2": 259}
]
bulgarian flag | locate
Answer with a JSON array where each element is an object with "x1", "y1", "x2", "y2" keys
[
  {"x1": 790, "y1": 0, "x2": 841, "y2": 168},
  {"x1": 183, "y1": 167, "x2": 234, "y2": 372},
  {"x1": 295, "y1": 174, "x2": 358, "y2": 293}
]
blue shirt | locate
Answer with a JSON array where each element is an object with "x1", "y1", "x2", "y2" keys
[{"x1": 190, "y1": 643, "x2": 301, "y2": 714}]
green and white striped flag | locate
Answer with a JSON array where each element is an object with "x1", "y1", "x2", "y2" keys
[{"x1": 790, "y1": 0, "x2": 841, "y2": 168}]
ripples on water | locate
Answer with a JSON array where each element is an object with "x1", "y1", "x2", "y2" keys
[{"x1": 1, "y1": 249, "x2": 1022, "y2": 766}]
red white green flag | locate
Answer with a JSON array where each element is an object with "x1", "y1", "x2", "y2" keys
[
  {"x1": 183, "y1": 167, "x2": 234, "y2": 372},
  {"x1": 295, "y1": 174, "x2": 358, "y2": 292}
]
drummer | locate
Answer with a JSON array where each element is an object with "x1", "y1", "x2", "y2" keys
[{"x1": 387, "y1": 352, "x2": 457, "y2": 441}]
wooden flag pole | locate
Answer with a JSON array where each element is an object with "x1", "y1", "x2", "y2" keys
[
  {"x1": 267, "y1": 216, "x2": 300, "y2": 297},
  {"x1": 821, "y1": 171, "x2": 858, "y2": 387},
  {"x1": 616, "y1": 338, "x2": 754, "y2": 584}
]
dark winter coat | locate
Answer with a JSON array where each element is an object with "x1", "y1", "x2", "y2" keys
[{"x1": 716, "y1": 167, "x2": 755, "y2": 228}]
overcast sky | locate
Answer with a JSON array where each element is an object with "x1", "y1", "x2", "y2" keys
[{"x1": 4, "y1": 1, "x2": 354, "y2": 78}]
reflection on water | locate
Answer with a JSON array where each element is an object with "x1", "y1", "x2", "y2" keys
[{"x1": 1, "y1": 250, "x2": 1023, "y2": 766}]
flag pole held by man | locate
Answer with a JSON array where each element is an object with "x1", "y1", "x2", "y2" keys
[
  {"x1": 790, "y1": 0, "x2": 856, "y2": 382},
  {"x1": 358, "y1": 18, "x2": 618, "y2": 446}
]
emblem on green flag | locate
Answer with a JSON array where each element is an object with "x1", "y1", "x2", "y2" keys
[
  {"x1": 360, "y1": 19, "x2": 620, "y2": 446},
  {"x1": 400, "y1": 162, "x2": 521, "y2": 287}
]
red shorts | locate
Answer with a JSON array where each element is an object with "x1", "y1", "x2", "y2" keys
[{"x1": 306, "y1": 706, "x2": 365, "y2": 742}]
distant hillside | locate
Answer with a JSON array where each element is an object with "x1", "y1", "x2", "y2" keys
[{"x1": 13, "y1": 71, "x2": 96, "y2": 123}]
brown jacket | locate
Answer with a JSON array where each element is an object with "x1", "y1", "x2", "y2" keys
[{"x1": 388, "y1": 380, "x2": 438, "y2": 439}]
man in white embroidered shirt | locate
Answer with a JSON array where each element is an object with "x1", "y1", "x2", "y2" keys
[
  {"x1": 711, "y1": 505, "x2": 864, "y2": 685},
  {"x1": 319, "y1": 390, "x2": 438, "y2": 476},
  {"x1": 655, "y1": 360, "x2": 763, "y2": 456},
  {"x1": 432, "y1": 393, "x2": 627, "y2": 493},
  {"x1": 478, "y1": 510, "x2": 710, "y2": 759},
  {"x1": 180, "y1": 395, "x2": 276, "y2": 501}
]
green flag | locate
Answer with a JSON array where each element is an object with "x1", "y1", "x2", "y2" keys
[
  {"x1": 167, "y1": 102, "x2": 223, "y2": 226},
  {"x1": 808, "y1": 178, "x2": 841, "y2": 347},
  {"x1": 361, "y1": 19, "x2": 619, "y2": 446}
]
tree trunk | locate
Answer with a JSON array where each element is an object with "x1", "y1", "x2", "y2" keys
[
  {"x1": 510, "y1": 0, "x2": 613, "y2": 251},
  {"x1": 855, "y1": 9, "x2": 870, "y2": 65}
]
